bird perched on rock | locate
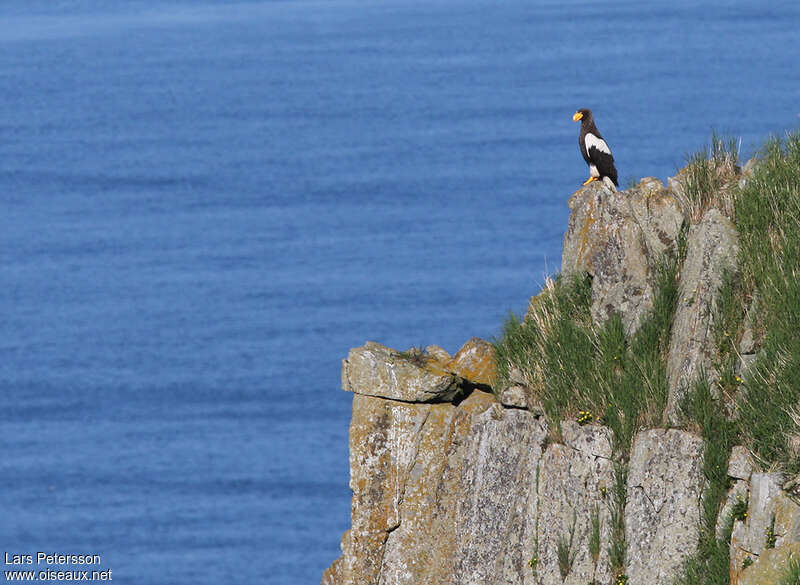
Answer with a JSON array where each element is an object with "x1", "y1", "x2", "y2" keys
[{"x1": 573, "y1": 108, "x2": 618, "y2": 191}]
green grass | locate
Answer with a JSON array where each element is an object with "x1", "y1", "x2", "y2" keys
[
  {"x1": 608, "y1": 461, "x2": 628, "y2": 574},
  {"x1": 492, "y1": 250, "x2": 680, "y2": 451},
  {"x1": 589, "y1": 503, "x2": 601, "y2": 566},
  {"x1": 711, "y1": 270, "x2": 747, "y2": 405},
  {"x1": 492, "y1": 272, "x2": 594, "y2": 431},
  {"x1": 766, "y1": 514, "x2": 777, "y2": 549},
  {"x1": 731, "y1": 130, "x2": 800, "y2": 473},
  {"x1": 780, "y1": 558, "x2": 800, "y2": 585},
  {"x1": 556, "y1": 513, "x2": 578, "y2": 581},
  {"x1": 681, "y1": 379, "x2": 736, "y2": 542}
]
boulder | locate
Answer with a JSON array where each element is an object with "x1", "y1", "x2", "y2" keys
[
  {"x1": 425, "y1": 344, "x2": 452, "y2": 364},
  {"x1": 342, "y1": 342, "x2": 459, "y2": 402},
  {"x1": 447, "y1": 337, "x2": 497, "y2": 388},
  {"x1": 498, "y1": 385, "x2": 529, "y2": 409},
  {"x1": 625, "y1": 428, "x2": 705, "y2": 585}
]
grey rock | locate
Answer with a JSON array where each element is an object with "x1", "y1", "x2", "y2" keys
[
  {"x1": 729, "y1": 446, "x2": 755, "y2": 481},
  {"x1": 739, "y1": 329, "x2": 756, "y2": 356},
  {"x1": 737, "y1": 543, "x2": 800, "y2": 585},
  {"x1": 498, "y1": 384, "x2": 528, "y2": 408},
  {"x1": 728, "y1": 472, "x2": 800, "y2": 583},
  {"x1": 739, "y1": 295, "x2": 759, "y2": 355},
  {"x1": 325, "y1": 385, "x2": 552, "y2": 585},
  {"x1": 737, "y1": 354, "x2": 759, "y2": 378},
  {"x1": 342, "y1": 341, "x2": 459, "y2": 403},
  {"x1": 665, "y1": 209, "x2": 739, "y2": 424},
  {"x1": 536, "y1": 422, "x2": 615, "y2": 585},
  {"x1": 561, "y1": 179, "x2": 684, "y2": 336},
  {"x1": 336, "y1": 394, "x2": 432, "y2": 585},
  {"x1": 378, "y1": 402, "x2": 458, "y2": 585},
  {"x1": 717, "y1": 482, "x2": 750, "y2": 541},
  {"x1": 629, "y1": 177, "x2": 687, "y2": 259},
  {"x1": 455, "y1": 402, "x2": 548, "y2": 585},
  {"x1": 625, "y1": 428, "x2": 705, "y2": 585},
  {"x1": 731, "y1": 473, "x2": 784, "y2": 556}
]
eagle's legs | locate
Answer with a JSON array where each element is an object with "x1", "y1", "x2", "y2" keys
[{"x1": 582, "y1": 176, "x2": 598, "y2": 186}]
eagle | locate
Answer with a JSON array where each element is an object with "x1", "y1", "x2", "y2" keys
[{"x1": 572, "y1": 108, "x2": 618, "y2": 190}]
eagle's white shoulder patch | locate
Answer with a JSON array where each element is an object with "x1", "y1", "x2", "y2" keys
[{"x1": 585, "y1": 133, "x2": 611, "y2": 155}]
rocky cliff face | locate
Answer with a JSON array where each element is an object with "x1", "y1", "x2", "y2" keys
[{"x1": 323, "y1": 170, "x2": 800, "y2": 585}]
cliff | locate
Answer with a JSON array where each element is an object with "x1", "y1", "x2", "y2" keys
[{"x1": 323, "y1": 134, "x2": 800, "y2": 585}]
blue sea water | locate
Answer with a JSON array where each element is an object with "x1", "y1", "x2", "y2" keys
[{"x1": 0, "y1": 1, "x2": 798, "y2": 583}]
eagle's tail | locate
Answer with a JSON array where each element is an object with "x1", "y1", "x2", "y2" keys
[{"x1": 602, "y1": 176, "x2": 618, "y2": 192}]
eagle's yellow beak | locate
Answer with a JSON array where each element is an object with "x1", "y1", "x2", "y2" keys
[{"x1": 572, "y1": 111, "x2": 583, "y2": 122}]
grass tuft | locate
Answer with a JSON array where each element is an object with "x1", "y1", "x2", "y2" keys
[
  {"x1": 556, "y1": 513, "x2": 578, "y2": 581},
  {"x1": 589, "y1": 502, "x2": 601, "y2": 566},
  {"x1": 680, "y1": 132, "x2": 740, "y2": 221},
  {"x1": 779, "y1": 558, "x2": 800, "y2": 585}
]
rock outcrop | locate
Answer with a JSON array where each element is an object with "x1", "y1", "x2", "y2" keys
[
  {"x1": 325, "y1": 340, "x2": 713, "y2": 585},
  {"x1": 324, "y1": 343, "x2": 549, "y2": 585},
  {"x1": 561, "y1": 178, "x2": 684, "y2": 336},
  {"x1": 341, "y1": 342, "x2": 460, "y2": 403},
  {"x1": 325, "y1": 164, "x2": 797, "y2": 585},
  {"x1": 625, "y1": 429, "x2": 705, "y2": 585}
]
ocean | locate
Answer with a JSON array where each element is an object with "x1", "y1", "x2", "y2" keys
[{"x1": 1, "y1": 1, "x2": 798, "y2": 583}]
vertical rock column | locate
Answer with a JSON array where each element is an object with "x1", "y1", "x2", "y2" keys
[
  {"x1": 536, "y1": 422, "x2": 615, "y2": 585},
  {"x1": 665, "y1": 208, "x2": 738, "y2": 423},
  {"x1": 625, "y1": 429, "x2": 705, "y2": 585}
]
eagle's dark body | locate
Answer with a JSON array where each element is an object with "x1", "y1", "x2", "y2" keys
[{"x1": 573, "y1": 108, "x2": 618, "y2": 189}]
